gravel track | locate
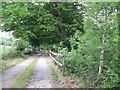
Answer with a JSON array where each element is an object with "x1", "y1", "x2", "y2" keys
[
  {"x1": 0, "y1": 53, "x2": 56, "y2": 89},
  {"x1": 0, "y1": 55, "x2": 37, "y2": 89},
  {"x1": 27, "y1": 54, "x2": 55, "y2": 88}
]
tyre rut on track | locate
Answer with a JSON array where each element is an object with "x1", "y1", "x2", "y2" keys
[
  {"x1": 0, "y1": 55, "x2": 38, "y2": 89},
  {"x1": 27, "y1": 53, "x2": 56, "y2": 88}
]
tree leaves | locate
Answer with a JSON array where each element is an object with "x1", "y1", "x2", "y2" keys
[
  {"x1": 2, "y1": 2, "x2": 83, "y2": 47},
  {"x1": 62, "y1": 2, "x2": 119, "y2": 88}
]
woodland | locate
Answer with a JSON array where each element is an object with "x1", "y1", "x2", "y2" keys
[{"x1": 1, "y1": 1, "x2": 120, "y2": 88}]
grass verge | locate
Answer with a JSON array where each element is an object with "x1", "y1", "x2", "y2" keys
[
  {"x1": 49, "y1": 60, "x2": 67, "y2": 88},
  {"x1": 50, "y1": 66, "x2": 60, "y2": 82},
  {"x1": 10, "y1": 60, "x2": 37, "y2": 88},
  {"x1": 0, "y1": 58, "x2": 24, "y2": 72}
]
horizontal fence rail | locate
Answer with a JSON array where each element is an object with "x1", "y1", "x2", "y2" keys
[
  {"x1": 49, "y1": 50, "x2": 65, "y2": 57},
  {"x1": 48, "y1": 50, "x2": 66, "y2": 75},
  {"x1": 49, "y1": 53, "x2": 63, "y2": 67}
]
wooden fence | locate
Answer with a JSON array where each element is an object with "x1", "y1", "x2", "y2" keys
[{"x1": 48, "y1": 50, "x2": 66, "y2": 75}]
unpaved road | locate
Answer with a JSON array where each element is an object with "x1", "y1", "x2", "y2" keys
[
  {"x1": 0, "y1": 55, "x2": 37, "y2": 89},
  {"x1": 27, "y1": 53, "x2": 56, "y2": 88},
  {"x1": 0, "y1": 53, "x2": 56, "y2": 89}
]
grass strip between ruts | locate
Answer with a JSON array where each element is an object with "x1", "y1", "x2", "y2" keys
[{"x1": 10, "y1": 60, "x2": 37, "y2": 88}]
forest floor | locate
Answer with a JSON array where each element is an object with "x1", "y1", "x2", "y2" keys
[{"x1": 1, "y1": 52, "x2": 80, "y2": 89}]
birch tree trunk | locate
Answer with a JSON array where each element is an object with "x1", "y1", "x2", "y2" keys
[{"x1": 98, "y1": 5, "x2": 107, "y2": 75}]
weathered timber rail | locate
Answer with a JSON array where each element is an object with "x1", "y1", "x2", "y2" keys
[{"x1": 48, "y1": 50, "x2": 66, "y2": 74}]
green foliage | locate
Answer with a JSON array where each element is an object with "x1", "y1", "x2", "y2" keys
[
  {"x1": 2, "y1": 49, "x2": 19, "y2": 60},
  {"x1": 13, "y1": 39, "x2": 30, "y2": 57},
  {"x1": 62, "y1": 2, "x2": 119, "y2": 88},
  {"x1": 0, "y1": 39, "x2": 30, "y2": 59},
  {"x1": 2, "y1": 2, "x2": 83, "y2": 47},
  {"x1": 1, "y1": 2, "x2": 119, "y2": 88},
  {"x1": 0, "y1": 46, "x2": 19, "y2": 60},
  {"x1": 0, "y1": 37, "x2": 13, "y2": 46}
]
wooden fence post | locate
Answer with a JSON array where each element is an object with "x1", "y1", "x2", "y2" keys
[
  {"x1": 58, "y1": 56, "x2": 60, "y2": 68},
  {"x1": 49, "y1": 50, "x2": 66, "y2": 75},
  {"x1": 62, "y1": 51, "x2": 66, "y2": 75},
  {"x1": 54, "y1": 54, "x2": 57, "y2": 65}
]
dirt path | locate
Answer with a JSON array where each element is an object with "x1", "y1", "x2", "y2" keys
[
  {"x1": 27, "y1": 54, "x2": 56, "y2": 88},
  {"x1": 0, "y1": 55, "x2": 37, "y2": 89}
]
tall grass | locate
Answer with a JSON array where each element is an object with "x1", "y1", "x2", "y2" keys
[
  {"x1": 0, "y1": 46, "x2": 25, "y2": 72},
  {"x1": 0, "y1": 46, "x2": 11, "y2": 59},
  {"x1": 50, "y1": 66, "x2": 60, "y2": 82},
  {"x1": 0, "y1": 46, "x2": 21, "y2": 60}
]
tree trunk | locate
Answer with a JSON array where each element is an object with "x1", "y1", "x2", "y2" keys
[{"x1": 98, "y1": 6, "x2": 107, "y2": 75}]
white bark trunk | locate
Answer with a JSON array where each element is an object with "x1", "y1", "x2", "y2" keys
[
  {"x1": 98, "y1": 7, "x2": 107, "y2": 75},
  {"x1": 98, "y1": 50, "x2": 104, "y2": 74}
]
